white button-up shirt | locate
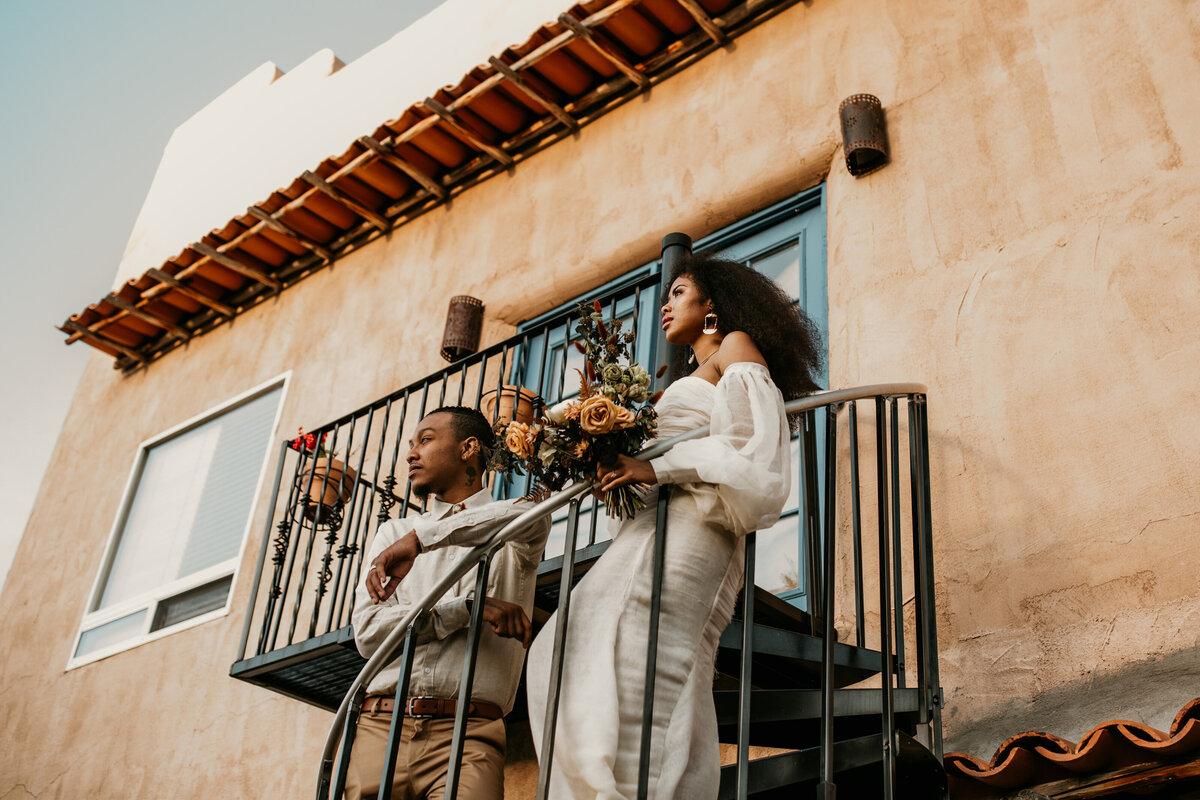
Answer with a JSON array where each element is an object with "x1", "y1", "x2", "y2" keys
[{"x1": 352, "y1": 489, "x2": 550, "y2": 713}]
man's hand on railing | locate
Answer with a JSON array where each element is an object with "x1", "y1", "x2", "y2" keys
[
  {"x1": 478, "y1": 597, "x2": 533, "y2": 649},
  {"x1": 366, "y1": 530, "x2": 423, "y2": 603}
]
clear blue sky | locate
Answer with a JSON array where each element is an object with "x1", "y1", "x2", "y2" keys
[{"x1": 0, "y1": 0, "x2": 447, "y2": 590}]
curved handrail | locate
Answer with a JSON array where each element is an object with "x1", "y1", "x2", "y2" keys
[{"x1": 315, "y1": 382, "x2": 927, "y2": 791}]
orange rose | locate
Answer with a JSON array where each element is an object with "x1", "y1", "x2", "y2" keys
[
  {"x1": 504, "y1": 422, "x2": 536, "y2": 459},
  {"x1": 613, "y1": 406, "x2": 637, "y2": 430},
  {"x1": 578, "y1": 395, "x2": 618, "y2": 434}
]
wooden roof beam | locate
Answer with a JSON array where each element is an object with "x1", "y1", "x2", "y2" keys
[
  {"x1": 674, "y1": 0, "x2": 729, "y2": 45},
  {"x1": 356, "y1": 136, "x2": 448, "y2": 201},
  {"x1": 301, "y1": 170, "x2": 392, "y2": 231},
  {"x1": 422, "y1": 98, "x2": 515, "y2": 168},
  {"x1": 145, "y1": 268, "x2": 236, "y2": 317},
  {"x1": 189, "y1": 241, "x2": 283, "y2": 291},
  {"x1": 487, "y1": 56, "x2": 579, "y2": 132},
  {"x1": 246, "y1": 204, "x2": 335, "y2": 261},
  {"x1": 103, "y1": 294, "x2": 192, "y2": 342},
  {"x1": 558, "y1": 13, "x2": 650, "y2": 90},
  {"x1": 60, "y1": 319, "x2": 147, "y2": 362}
]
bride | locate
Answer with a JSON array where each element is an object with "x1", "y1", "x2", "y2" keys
[{"x1": 526, "y1": 251, "x2": 823, "y2": 799}]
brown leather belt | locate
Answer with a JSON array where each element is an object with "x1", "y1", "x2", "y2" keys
[{"x1": 361, "y1": 695, "x2": 503, "y2": 720}]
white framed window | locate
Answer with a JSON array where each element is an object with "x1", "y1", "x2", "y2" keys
[{"x1": 69, "y1": 375, "x2": 288, "y2": 668}]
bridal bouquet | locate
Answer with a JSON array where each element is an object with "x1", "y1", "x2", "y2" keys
[{"x1": 487, "y1": 300, "x2": 659, "y2": 519}]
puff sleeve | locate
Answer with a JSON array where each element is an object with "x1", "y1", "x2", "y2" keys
[{"x1": 649, "y1": 361, "x2": 791, "y2": 536}]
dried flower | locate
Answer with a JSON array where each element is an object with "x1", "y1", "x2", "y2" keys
[
  {"x1": 545, "y1": 399, "x2": 579, "y2": 423},
  {"x1": 578, "y1": 395, "x2": 619, "y2": 434},
  {"x1": 504, "y1": 422, "x2": 537, "y2": 459},
  {"x1": 613, "y1": 406, "x2": 637, "y2": 430}
]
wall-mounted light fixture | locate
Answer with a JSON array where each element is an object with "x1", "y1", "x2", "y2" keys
[
  {"x1": 440, "y1": 295, "x2": 484, "y2": 362},
  {"x1": 839, "y1": 94, "x2": 890, "y2": 177}
]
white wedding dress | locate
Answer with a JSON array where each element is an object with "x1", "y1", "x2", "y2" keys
[{"x1": 526, "y1": 362, "x2": 791, "y2": 799}]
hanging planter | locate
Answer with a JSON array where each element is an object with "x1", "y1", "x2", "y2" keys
[
  {"x1": 289, "y1": 428, "x2": 357, "y2": 526},
  {"x1": 481, "y1": 385, "x2": 538, "y2": 424},
  {"x1": 299, "y1": 457, "x2": 357, "y2": 520}
]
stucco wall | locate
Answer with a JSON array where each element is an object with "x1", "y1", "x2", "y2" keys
[{"x1": 3, "y1": 0, "x2": 1198, "y2": 795}]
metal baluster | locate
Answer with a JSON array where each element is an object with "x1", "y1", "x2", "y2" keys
[
  {"x1": 436, "y1": 372, "x2": 449, "y2": 407},
  {"x1": 802, "y1": 410, "x2": 822, "y2": 624},
  {"x1": 906, "y1": 398, "x2": 929, "y2": 745},
  {"x1": 456, "y1": 361, "x2": 469, "y2": 405},
  {"x1": 307, "y1": 423, "x2": 347, "y2": 639},
  {"x1": 377, "y1": 620, "x2": 422, "y2": 800},
  {"x1": 445, "y1": 554, "x2": 496, "y2": 800},
  {"x1": 535, "y1": 500, "x2": 582, "y2": 799},
  {"x1": 875, "y1": 398, "x2": 896, "y2": 799},
  {"x1": 237, "y1": 440, "x2": 289, "y2": 661},
  {"x1": 400, "y1": 383, "x2": 432, "y2": 518},
  {"x1": 587, "y1": 495, "x2": 600, "y2": 547},
  {"x1": 265, "y1": 446, "x2": 307, "y2": 653},
  {"x1": 916, "y1": 398, "x2": 944, "y2": 759},
  {"x1": 343, "y1": 400, "x2": 394, "y2": 628},
  {"x1": 817, "y1": 403, "x2": 839, "y2": 799},
  {"x1": 325, "y1": 411, "x2": 372, "y2": 634},
  {"x1": 378, "y1": 391, "x2": 411, "y2": 524},
  {"x1": 848, "y1": 402, "x2": 866, "y2": 648},
  {"x1": 736, "y1": 532, "x2": 756, "y2": 800},
  {"x1": 889, "y1": 398, "x2": 906, "y2": 689},
  {"x1": 285, "y1": 446, "x2": 324, "y2": 647},
  {"x1": 328, "y1": 687, "x2": 365, "y2": 800},
  {"x1": 637, "y1": 490, "x2": 670, "y2": 798}
]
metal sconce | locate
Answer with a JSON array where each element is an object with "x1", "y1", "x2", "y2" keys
[
  {"x1": 839, "y1": 94, "x2": 890, "y2": 177},
  {"x1": 440, "y1": 295, "x2": 484, "y2": 362}
]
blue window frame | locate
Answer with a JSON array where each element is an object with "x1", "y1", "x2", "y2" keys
[{"x1": 514, "y1": 187, "x2": 827, "y2": 605}]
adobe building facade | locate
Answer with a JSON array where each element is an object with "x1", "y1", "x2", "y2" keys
[{"x1": 1, "y1": 0, "x2": 1197, "y2": 796}]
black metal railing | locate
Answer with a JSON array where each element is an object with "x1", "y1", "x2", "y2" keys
[
  {"x1": 310, "y1": 384, "x2": 943, "y2": 799},
  {"x1": 233, "y1": 272, "x2": 663, "y2": 671}
]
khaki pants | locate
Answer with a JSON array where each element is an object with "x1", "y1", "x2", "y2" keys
[{"x1": 343, "y1": 711, "x2": 506, "y2": 800}]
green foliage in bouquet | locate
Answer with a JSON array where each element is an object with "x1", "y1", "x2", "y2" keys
[{"x1": 485, "y1": 300, "x2": 659, "y2": 519}]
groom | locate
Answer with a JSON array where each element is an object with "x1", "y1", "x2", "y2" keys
[{"x1": 346, "y1": 406, "x2": 551, "y2": 800}]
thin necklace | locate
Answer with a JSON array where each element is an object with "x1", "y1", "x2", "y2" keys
[{"x1": 692, "y1": 348, "x2": 717, "y2": 369}]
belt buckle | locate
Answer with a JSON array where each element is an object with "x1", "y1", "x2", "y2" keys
[{"x1": 407, "y1": 697, "x2": 437, "y2": 718}]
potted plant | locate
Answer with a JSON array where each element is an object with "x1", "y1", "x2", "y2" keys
[
  {"x1": 480, "y1": 385, "x2": 538, "y2": 424},
  {"x1": 291, "y1": 428, "x2": 356, "y2": 520}
]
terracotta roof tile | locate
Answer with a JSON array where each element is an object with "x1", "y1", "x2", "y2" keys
[
  {"x1": 945, "y1": 697, "x2": 1200, "y2": 798},
  {"x1": 58, "y1": 0, "x2": 799, "y2": 371}
]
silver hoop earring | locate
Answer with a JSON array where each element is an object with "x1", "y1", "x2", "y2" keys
[{"x1": 702, "y1": 313, "x2": 718, "y2": 335}]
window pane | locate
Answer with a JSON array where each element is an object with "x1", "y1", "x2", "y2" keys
[
  {"x1": 151, "y1": 576, "x2": 234, "y2": 631},
  {"x1": 748, "y1": 240, "x2": 801, "y2": 302},
  {"x1": 75, "y1": 610, "x2": 146, "y2": 658},
  {"x1": 97, "y1": 386, "x2": 281, "y2": 609}
]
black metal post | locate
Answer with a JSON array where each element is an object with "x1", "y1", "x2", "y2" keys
[
  {"x1": 916, "y1": 398, "x2": 944, "y2": 759},
  {"x1": 326, "y1": 411, "x2": 371, "y2": 633},
  {"x1": 848, "y1": 402, "x2": 866, "y2": 648},
  {"x1": 445, "y1": 554, "x2": 496, "y2": 800},
  {"x1": 875, "y1": 398, "x2": 896, "y2": 799},
  {"x1": 802, "y1": 410, "x2": 823, "y2": 624},
  {"x1": 328, "y1": 687, "x2": 365, "y2": 800},
  {"x1": 736, "y1": 532, "x2": 756, "y2": 799},
  {"x1": 237, "y1": 439, "x2": 288, "y2": 661},
  {"x1": 377, "y1": 621, "x2": 422, "y2": 800},
  {"x1": 817, "y1": 404, "x2": 839, "y2": 799},
  {"x1": 637, "y1": 490, "x2": 670, "y2": 798},
  {"x1": 888, "y1": 398, "x2": 906, "y2": 689},
  {"x1": 535, "y1": 500, "x2": 583, "y2": 800},
  {"x1": 652, "y1": 233, "x2": 692, "y2": 392},
  {"x1": 264, "y1": 445, "x2": 306, "y2": 653}
]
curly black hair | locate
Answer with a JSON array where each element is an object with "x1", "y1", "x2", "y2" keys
[{"x1": 663, "y1": 250, "x2": 824, "y2": 406}]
